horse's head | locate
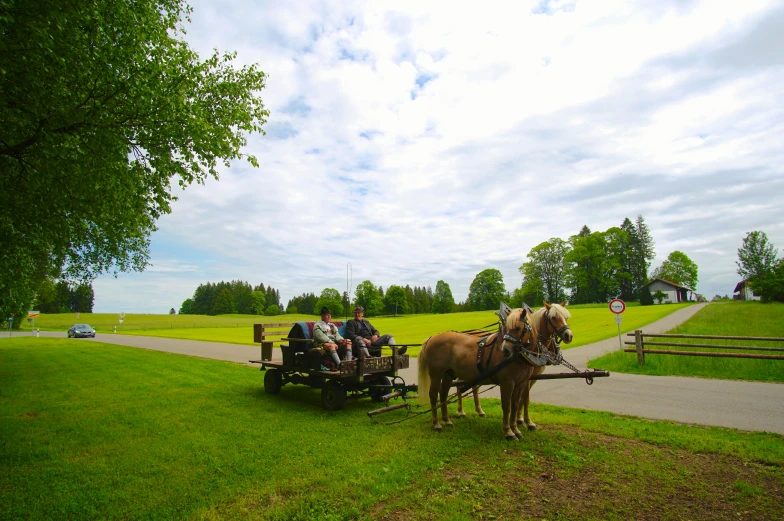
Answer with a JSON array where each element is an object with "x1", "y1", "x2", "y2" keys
[
  {"x1": 500, "y1": 307, "x2": 537, "y2": 359},
  {"x1": 542, "y1": 301, "x2": 573, "y2": 345}
]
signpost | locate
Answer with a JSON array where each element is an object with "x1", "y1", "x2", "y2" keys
[
  {"x1": 609, "y1": 299, "x2": 625, "y2": 350},
  {"x1": 28, "y1": 310, "x2": 39, "y2": 334},
  {"x1": 8, "y1": 313, "x2": 14, "y2": 337}
]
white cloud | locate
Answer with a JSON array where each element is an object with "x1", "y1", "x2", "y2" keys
[{"x1": 93, "y1": 0, "x2": 784, "y2": 311}]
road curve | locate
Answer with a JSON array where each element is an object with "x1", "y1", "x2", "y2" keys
[{"x1": 5, "y1": 304, "x2": 783, "y2": 434}]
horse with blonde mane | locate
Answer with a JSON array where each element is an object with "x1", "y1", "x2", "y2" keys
[
  {"x1": 455, "y1": 302, "x2": 573, "y2": 431},
  {"x1": 418, "y1": 307, "x2": 541, "y2": 440}
]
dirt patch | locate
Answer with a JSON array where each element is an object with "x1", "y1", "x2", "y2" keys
[{"x1": 369, "y1": 426, "x2": 782, "y2": 521}]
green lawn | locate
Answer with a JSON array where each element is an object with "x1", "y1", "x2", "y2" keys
[
  {"x1": 23, "y1": 303, "x2": 694, "y2": 358},
  {"x1": 590, "y1": 301, "x2": 784, "y2": 382},
  {"x1": 1, "y1": 338, "x2": 781, "y2": 520}
]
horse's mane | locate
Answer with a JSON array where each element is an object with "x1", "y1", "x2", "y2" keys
[
  {"x1": 505, "y1": 308, "x2": 530, "y2": 330},
  {"x1": 532, "y1": 303, "x2": 571, "y2": 322}
]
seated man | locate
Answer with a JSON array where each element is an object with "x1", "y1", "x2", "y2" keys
[
  {"x1": 313, "y1": 306, "x2": 352, "y2": 369},
  {"x1": 345, "y1": 305, "x2": 406, "y2": 358}
]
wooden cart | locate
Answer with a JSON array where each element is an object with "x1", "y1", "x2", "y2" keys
[{"x1": 250, "y1": 321, "x2": 410, "y2": 410}]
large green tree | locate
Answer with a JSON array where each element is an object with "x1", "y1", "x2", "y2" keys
[
  {"x1": 651, "y1": 251, "x2": 699, "y2": 290},
  {"x1": 353, "y1": 280, "x2": 383, "y2": 317},
  {"x1": 519, "y1": 238, "x2": 570, "y2": 304},
  {"x1": 384, "y1": 285, "x2": 408, "y2": 317},
  {"x1": 565, "y1": 230, "x2": 623, "y2": 304},
  {"x1": 737, "y1": 231, "x2": 778, "y2": 282},
  {"x1": 314, "y1": 288, "x2": 344, "y2": 318},
  {"x1": 431, "y1": 280, "x2": 455, "y2": 314},
  {"x1": 0, "y1": 0, "x2": 268, "y2": 324},
  {"x1": 467, "y1": 269, "x2": 506, "y2": 311}
]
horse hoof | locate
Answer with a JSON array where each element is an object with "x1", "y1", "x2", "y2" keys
[
  {"x1": 478, "y1": 412, "x2": 486, "y2": 418},
  {"x1": 527, "y1": 424, "x2": 537, "y2": 431},
  {"x1": 456, "y1": 412, "x2": 466, "y2": 418},
  {"x1": 517, "y1": 419, "x2": 524, "y2": 426},
  {"x1": 514, "y1": 432, "x2": 523, "y2": 440},
  {"x1": 444, "y1": 421, "x2": 454, "y2": 427},
  {"x1": 505, "y1": 434, "x2": 518, "y2": 441},
  {"x1": 433, "y1": 425, "x2": 442, "y2": 432}
]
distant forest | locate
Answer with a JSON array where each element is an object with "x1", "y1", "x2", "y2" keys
[
  {"x1": 178, "y1": 281, "x2": 281, "y2": 316},
  {"x1": 33, "y1": 279, "x2": 95, "y2": 313}
]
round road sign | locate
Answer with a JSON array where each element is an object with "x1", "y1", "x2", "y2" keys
[{"x1": 609, "y1": 299, "x2": 626, "y2": 314}]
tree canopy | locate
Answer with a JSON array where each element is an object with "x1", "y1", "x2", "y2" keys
[
  {"x1": 519, "y1": 237, "x2": 569, "y2": 304},
  {"x1": 354, "y1": 280, "x2": 384, "y2": 317},
  {"x1": 651, "y1": 251, "x2": 699, "y2": 290},
  {"x1": 431, "y1": 280, "x2": 455, "y2": 314},
  {"x1": 467, "y1": 269, "x2": 506, "y2": 311},
  {"x1": 314, "y1": 288, "x2": 344, "y2": 318},
  {"x1": 737, "y1": 231, "x2": 784, "y2": 302},
  {"x1": 737, "y1": 231, "x2": 778, "y2": 282},
  {"x1": 0, "y1": 0, "x2": 268, "y2": 323}
]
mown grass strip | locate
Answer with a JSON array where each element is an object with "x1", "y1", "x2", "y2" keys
[
  {"x1": 23, "y1": 303, "x2": 694, "y2": 357},
  {"x1": 590, "y1": 301, "x2": 784, "y2": 382},
  {"x1": 1, "y1": 338, "x2": 781, "y2": 520}
]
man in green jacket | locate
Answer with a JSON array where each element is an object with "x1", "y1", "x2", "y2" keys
[{"x1": 313, "y1": 306, "x2": 352, "y2": 368}]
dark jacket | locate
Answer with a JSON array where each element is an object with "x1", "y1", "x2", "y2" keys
[{"x1": 345, "y1": 318, "x2": 379, "y2": 340}]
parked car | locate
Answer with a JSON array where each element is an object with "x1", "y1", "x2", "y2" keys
[{"x1": 67, "y1": 324, "x2": 96, "y2": 338}]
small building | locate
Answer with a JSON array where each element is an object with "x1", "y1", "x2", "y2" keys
[
  {"x1": 639, "y1": 279, "x2": 692, "y2": 303},
  {"x1": 733, "y1": 279, "x2": 761, "y2": 301}
]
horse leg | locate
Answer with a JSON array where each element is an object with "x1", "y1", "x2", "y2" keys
[
  {"x1": 440, "y1": 376, "x2": 454, "y2": 427},
  {"x1": 429, "y1": 376, "x2": 443, "y2": 432},
  {"x1": 473, "y1": 386, "x2": 486, "y2": 417},
  {"x1": 500, "y1": 383, "x2": 517, "y2": 440},
  {"x1": 510, "y1": 383, "x2": 526, "y2": 439},
  {"x1": 522, "y1": 380, "x2": 538, "y2": 430},
  {"x1": 456, "y1": 387, "x2": 466, "y2": 417}
]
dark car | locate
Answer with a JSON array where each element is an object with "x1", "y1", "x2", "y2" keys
[{"x1": 67, "y1": 324, "x2": 96, "y2": 338}]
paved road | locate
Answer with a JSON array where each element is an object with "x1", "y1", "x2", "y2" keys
[{"x1": 7, "y1": 304, "x2": 784, "y2": 434}]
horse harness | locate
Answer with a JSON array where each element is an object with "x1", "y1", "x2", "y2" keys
[{"x1": 472, "y1": 317, "x2": 537, "y2": 386}]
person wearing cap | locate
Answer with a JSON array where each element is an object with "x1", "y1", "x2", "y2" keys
[
  {"x1": 345, "y1": 305, "x2": 405, "y2": 358},
  {"x1": 313, "y1": 306, "x2": 352, "y2": 369}
]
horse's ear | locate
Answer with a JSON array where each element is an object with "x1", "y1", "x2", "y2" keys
[
  {"x1": 544, "y1": 301, "x2": 551, "y2": 309},
  {"x1": 561, "y1": 300, "x2": 567, "y2": 307}
]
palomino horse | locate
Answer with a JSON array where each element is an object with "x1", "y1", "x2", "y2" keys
[
  {"x1": 418, "y1": 307, "x2": 540, "y2": 440},
  {"x1": 455, "y1": 302, "x2": 573, "y2": 431}
]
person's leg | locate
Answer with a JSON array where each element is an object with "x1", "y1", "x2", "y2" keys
[{"x1": 324, "y1": 345, "x2": 341, "y2": 368}]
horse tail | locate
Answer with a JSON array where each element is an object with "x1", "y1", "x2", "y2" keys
[{"x1": 418, "y1": 336, "x2": 432, "y2": 405}]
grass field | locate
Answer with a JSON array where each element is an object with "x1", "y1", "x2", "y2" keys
[
  {"x1": 1, "y1": 338, "x2": 781, "y2": 520},
  {"x1": 21, "y1": 303, "x2": 694, "y2": 357},
  {"x1": 590, "y1": 301, "x2": 784, "y2": 382}
]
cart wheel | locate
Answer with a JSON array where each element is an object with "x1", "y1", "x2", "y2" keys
[
  {"x1": 264, "y1": 369, "x2": 283, "y2": 394},
  {"x1": 370, "y1": 376, "x2": 391, "y2": 403},
  {"x1": 321, "y1": 382, "x2": 346, "y2": 410}
]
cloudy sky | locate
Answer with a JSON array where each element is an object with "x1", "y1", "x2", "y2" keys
[{"x1": 94, "y1": 0, "x2": 784, "y2": 313}]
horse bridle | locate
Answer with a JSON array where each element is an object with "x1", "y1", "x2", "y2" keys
[
  {"x1": 540, "y1": 308, "x2": 571, "y2": 345},
  {"x1": 500, "y1": 318, "x2": 535, "y2": 358}
]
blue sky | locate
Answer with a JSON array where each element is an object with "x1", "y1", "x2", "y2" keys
[{"x1": 93, "y1": 0, "x2": 784, "y2": 313}]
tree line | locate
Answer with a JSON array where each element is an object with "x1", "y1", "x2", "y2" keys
[
  {"x1": 32, "y1": 279, "x2": 95, "y2": 314},
  {"x1": 178, "y1": 281, "x2": 282, "y2": 316},
  {"x1": 516, "y1": 215, "x2": 701, "y2": 306}
]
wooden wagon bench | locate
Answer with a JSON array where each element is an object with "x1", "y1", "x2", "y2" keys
[{"x1": 250, "y1": 321, "x2": 410, "y2": 410}]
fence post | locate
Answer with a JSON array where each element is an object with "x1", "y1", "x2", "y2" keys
[{"x1": 634, "y1": 329, "x2": 645, "y2": 366}]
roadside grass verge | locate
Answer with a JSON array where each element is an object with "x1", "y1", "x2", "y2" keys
[
  {"x1": 23, "y1": 304, "x2": 694, "y2": 358},
  {"x1": 1, "y1": 338, "x2": 781, "y2": 520},
  {"x1": 589, "y1": 301, "x2": 784, "y2": 382}
]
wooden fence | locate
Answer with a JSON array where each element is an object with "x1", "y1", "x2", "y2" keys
[{"x1": 624, "y1": 331, "x2": 784, "y2": 366}]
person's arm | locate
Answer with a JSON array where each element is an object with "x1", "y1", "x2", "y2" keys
[
  {"x1": 345, "y1": 320, "x2": 357, "y2": 339},
  {"x1": 313, "y1": 324, "x2": 331, "y2": 344},
  {"x1": 368, "y1": 320, "x2": 380, "y2": 337}
]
